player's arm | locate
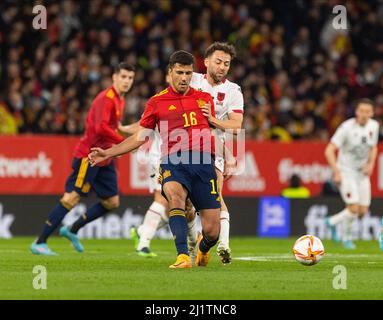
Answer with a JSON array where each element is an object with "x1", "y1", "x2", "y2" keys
[
  {"x1": 208, "y1": 112, "x2": 243, "y2": 132},
  {"x1": 218, "y1": 139, "x2": 237, "y2": 180},
  {"x1": 324, "y1": 142, "x2": 341, "y2": 184},
  {"x1": 363, "y1": 145, "x2": 378, "y2": 176},
  {"x1": 95, "y1": 99, "x2": 125, "y2": 144},
  {"x1": 89, "y1": 126, "x2": 152, "y2": 166},
  {"x1": 118, "y1": 121, "x2": 140, "y2": 135},
  {"x1": 201, "y1": 103, "x2": 243, "y2": 132},
  {"x1": 363, "y1": 123, "x2": 379, "y2": 176},
  {"x1": 201, "y1": 88, "x2": 244, "y2": 133},
  {"x1": 90, "y1": 98, "x2": 158, "y2": 166}
]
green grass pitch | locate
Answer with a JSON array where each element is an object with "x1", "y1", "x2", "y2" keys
[{"x1": 1, "y1": 237, "x2": 383, "y2": 300}]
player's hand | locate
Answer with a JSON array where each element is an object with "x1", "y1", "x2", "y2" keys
[
  {"x1": 333, "y1": 170, "x2": 341, "y2": 186},
  {"x1": 88, "y1": 147, "x2": 110, "y2": 167},
  {"x1": 201, "y1": 102, "x2": 213, "y2": 122},
  {"x1": 362, "y1": 163, "x2": 374, "y2": 176}
]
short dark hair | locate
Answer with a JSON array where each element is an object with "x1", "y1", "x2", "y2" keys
[
  {"x1": 168, "y1": 50, "x2": 194, "y2": 68},
  {"x1": 114, "y1": 62, "x2": 135, "y2": 74},
  {"x1": 356, "y1": 98, "x2": 375, "y2": 109},
  {"x1": 290, "y1": 174, "x2": 301, "y2": 188},
  {"x1": 204, "y1": 42, "x2": 236, "y2": 59}
]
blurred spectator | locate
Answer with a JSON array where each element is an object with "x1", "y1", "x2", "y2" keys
[
  {"x1": 0, "y1": 101, "x2": 18, "y2": 134},
  {"x1": 321, "y1": 179, "x2": 340, "y2": 197},
  {"x1": 0, "y1": 0, "x2": 382, "y2": 139},
  {"x1": 281, "y1": 174, "x2": 311, "y2": 198}
]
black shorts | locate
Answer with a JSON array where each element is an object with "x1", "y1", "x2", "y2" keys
[
  {"x1": 65, "y1": 157, "x2": 118, "y2": 199},
  {"x1": 159, "y1": 152, "x2": 221, "y2": 211}
]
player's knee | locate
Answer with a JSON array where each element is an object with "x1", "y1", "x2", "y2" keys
[
  {"x1": 203, "y1": 223, "x2": 220, "y2": 240},
  {"x1": 60, "y1": 192, "x2": 80, "y2": 210},
  {"x1": 166, "y1": 193, "x2": 185, "y2": 209},
  {"x1": 101, "y1": 196, "x2": 120, "y2": 210}
]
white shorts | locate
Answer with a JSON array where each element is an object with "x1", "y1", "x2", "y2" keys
[
  {"x1": 148, "y1": 160, "x2": 162, "y2": 194},
  {"x1": 339, "y1": 172, "x2": 371, "y2": 207},
  {"x1": 215, "y1": 156, "x2": 224, "y2": 173}
]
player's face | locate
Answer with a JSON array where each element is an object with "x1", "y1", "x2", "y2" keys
[
  {"x1": 204, "y1": 50, "x2": 231, "y2": 83},
  {"x1": 356, "y1": 103, "x2": 374, "y2": 126},
  {"x1": 113, "y1": 69, "x2": 135, "y2": 95},
  {"x1": 169, "y1": 63, "x2": 193, "y2": 94}
]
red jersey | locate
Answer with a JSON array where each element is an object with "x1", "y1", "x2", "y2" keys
[
  {"x1": 140, "y1": 86, "x2": 215, "y2": 157},
  {"x1": 74, "y1": 86, "x2": 125, "y2": 165}
]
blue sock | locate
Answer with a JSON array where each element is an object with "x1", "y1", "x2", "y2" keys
[
  {"x1": 70, "y1": 202, "x2": 109, "y2": 234},
  {"x1": 37, "y1": 203, "x2": 69, "y2": 244},
  {"x1": 199, "y1": 232, "x2": 218, "y2": 253},
  {"x1": 168, "y1": 208, "x2": 188, "y2": 255}
]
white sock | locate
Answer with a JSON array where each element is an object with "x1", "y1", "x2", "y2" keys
[
  {"x1": 137, "y1": 201, "x2": 165, "y2": 250},
  {"x1": 187, "y1": 218, "x2": 198, "y2": 245},
  {"x1": 342, "y1": 213, "x2": 357, "y2": 242},
  {"x1": 329, "y1": 208, "x2": 352, "y2": 226},
  {"x1": 218, "y1": 211, "x2": 230, "y2": 248}
]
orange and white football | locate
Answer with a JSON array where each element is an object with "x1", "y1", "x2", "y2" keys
[{"x1": 293, "y1": 235, "x2": 325, "y2": 266}]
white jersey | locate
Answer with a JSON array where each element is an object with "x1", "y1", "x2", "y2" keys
[
  {"x1": 148, "y1": 129, "x2": 162, "y2": 164},
  {"x1": 331, "y1": 118, "x2": 379, "y2": 174},
  {"x1": 190, "y1": 72, "x2": 244, "y2": 142}
]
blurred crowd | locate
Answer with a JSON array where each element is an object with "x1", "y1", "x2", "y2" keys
[{"x1": 1, "y1": 0, "x2": 383, "y2": 141}]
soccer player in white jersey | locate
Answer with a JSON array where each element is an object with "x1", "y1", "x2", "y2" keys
[
  {"x1": 324, "y1": 99, "x2": 379, "y2": 249},
  {"x1": 190, "y1": 42, "x2": 244, "y2": 264}
]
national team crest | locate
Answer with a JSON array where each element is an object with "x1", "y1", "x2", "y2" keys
[
  {"x1": 217, "y1": 92, "x2": 225, "y2": 101},
  {"x1": 197, "y1": 99, "x2": 206, "y2": 108}
]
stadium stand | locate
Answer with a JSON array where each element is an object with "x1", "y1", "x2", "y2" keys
[{"x1": 0, "y1": 0, "x2": 382, "y2": 140}]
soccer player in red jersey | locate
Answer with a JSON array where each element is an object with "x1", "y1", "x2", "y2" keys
[
  {"x1": 89, "y1": 51, "x2": 221, "y2": 268},
  {"x1": 31, "y1": 63, "x2": 135, "y2": 256}
]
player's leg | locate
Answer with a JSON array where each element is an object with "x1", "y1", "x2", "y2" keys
[
  {"x1": 185, "y1": 198, "x2": 198, "y2": 262},
  {"x1": 341, "y1": 203, "x2": 359, "y2": 249},
  {"x1": 69, "y1": 195, "x2": 120, "y2": 233},
  {"x1": 190, "y1": 159, "x2": 221, "y2": 267},
  {"x1": 61, "y1": 161, "x2": 119, "y2": 251},
  {"x1": 196, "y1": 207, "x2": 220, "y2": 266},
  {"x1": 215, "y1": 168, "x2": 232, "y2": 264},
  {"x1": 134, "y1": 190, "x2": 168, "y2": 257},
  {"x1": 31, "y1": 157, "x2": 90, "y2": 255},
  {"x1": 60, "y1": 195, "x2": 120, "y2": 253},
  {"x1": 356, "y1": 177, "x2": 379, "y2": 249},
  {"x1": 325, "y1": 173, "x2": 358, "y2": 245},
  {"x1": 163, "y1": 180, "x2": 191, "y2": 268},
  {"x1": 31, "y1": 191, "x2": 81, "y2": 256}
]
